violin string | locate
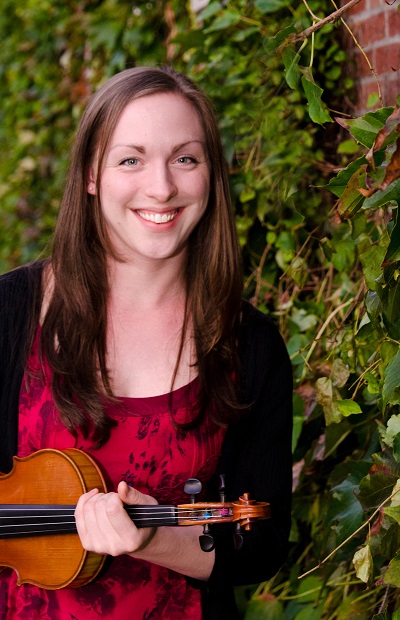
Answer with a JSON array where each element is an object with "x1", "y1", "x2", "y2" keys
[
  {"x1": 0, "y1": 507, "x2": 230, "y2": 517},
  {"x1": 0, "y1": 506, "x2": 232, "y2": 536}
]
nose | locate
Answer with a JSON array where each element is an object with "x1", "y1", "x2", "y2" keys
[{"x1": 146, "y1": 163, "x2": 178, "y2": 203}]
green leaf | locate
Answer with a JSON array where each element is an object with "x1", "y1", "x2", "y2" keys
[
  {"x1": 383, "y1": 207, "x2": 400, "y2": 265},
  {"x1": 359, "y1": 472, "x2": 397, "y2": 509},
  {"x1": 287, "y1": 333, "x2": 309, "y2": 366},
  {"x1": 337, "y1": 139, "x2": 363, "y2": 155},
  {"x1": 263, "y1": 25, "x2": 296, "y2": 53},
  {"x1": 243, "y1": 596, "x2": 283, "y2": 620},
  {"x1": 327, "y1": 156, "x2": 368, "y2": 198},
  {"x1": 335, "y1": 399, "x2": 362, "y2": 417},
  {"x1": 287, "y1": 256, "x2": 308, "y2": 288},
  {"x1": 255, "y1": 0, "x2": 289, "y2": 13},
  {"x1": 282, "y1": 47, "x2": 300, "y2": 89},
  {"x1": 382, "y1": 352, "x2": 400, "y2": 408},
  {"x1": 231, "y1": 27, "x2": 259, "y2": 42},
  {"x1": 362, "y1": 177, "x2": 400, "y2": 211},
  {"x1": 172, "y1": 30, "x2": 205, "y2": 51},
  {"x1": 326, "y1": 478, "x2": 364, "y2": 544},
  {"x1": 301, "y1": 68, "x2": 332, "y2": 124},
  {"x1": 358, "y1": 240, "x2": 387, "y2": 291},
  {"x1": 394, "y1": 434, "x2": 400, "y2": 463},
  {"x1": 336, "y1": 107, "x2": 394, "y2": 148},
  {"x1": 353, "y1": 544, "x2": 373, "y2": 583},
  {"x1": 358, "y1": 452, "x2": 400, "y2": 509},
  {"x1": 380, "y1": 522, "x2": 400, "y2": 559},
  {"x1": 315, "y1": 377, "x2": 336, "y2": 423},
  {"x1": 204, "y1": 10, "x2": 241, "y2": 32},
  {"x1": 296, "y1": 576, "x2": 323, "y2": 602},
  {"x1": 294, "y1": 603, "x2": 324, "y2": 620},
  {"x1": 331, "y1": 358, "x2": 350, "y2": 387},
  {"x1": 239, "y1": 187, "x2": 256, "y2": 203},
  {"x1": 363, "y1": 371, "x2": 381, "y2": 394},
  {"x1": 337, "y1": 165, "x2": 367, "y2": 219},
  {"x1": 380, "y1": 415, "x2": 400, "y2": 448},
  {"x1": 384, "y1": 505, "x2": 400, "y2": 523},
  {"x1": 384, "y1": 551, "x2": 400, "y2": 586},
  {"x1": 365, "y1": 290, "x2": 382, "y2": 320},
  {"x1": 196, "y1": 1, "x2": 221, "y2": 21}
]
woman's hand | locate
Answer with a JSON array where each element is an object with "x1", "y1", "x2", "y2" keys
[
  {"x1": 76, "y1": 481, "x2": 215, "y2": 580},
  {"x1": 75, "y1": 481, "x2": 158, "y2": 556}
]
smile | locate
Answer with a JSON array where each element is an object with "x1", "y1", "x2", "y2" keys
[{"x1": 137, "y1": 210, "x2": 179, "y2": 224}]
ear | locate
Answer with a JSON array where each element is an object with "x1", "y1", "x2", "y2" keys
[{"x1": 87, "y1": 170, "x2": 97, "y2": 195}]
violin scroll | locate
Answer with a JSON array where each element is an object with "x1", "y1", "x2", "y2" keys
[{"x1": 232, "y1": 493, "x2": 270, "y2": 531}]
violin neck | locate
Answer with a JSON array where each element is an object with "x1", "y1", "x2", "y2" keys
[{"x1": 0, "y1": 505, "x2": 179, "y2": 539}]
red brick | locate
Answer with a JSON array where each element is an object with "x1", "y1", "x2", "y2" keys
[
  {"x1": 382, "y1": 75, "x2": 400, "y2": 105},
  {"x1": 369, "y1": 0, "x2": 386, "y2": 10},
  {"x1": 351, "y1": 14, "x2": 386, "y2": 45},
  {"x1": 356, "y1": 79, "x2": 382, "y2": 111},
  {"x1": 388, "y1": 9, "x2": 400, "y2": 37},
  {"x1": 344, "y1": 0, "x2": 366, "y2": 18},
  {"x1": 375, "y1": 42, "x2": 400, "y2": 73},
  {"x1": 350, "y1": 47, "x2": 377, "y2": 77}
]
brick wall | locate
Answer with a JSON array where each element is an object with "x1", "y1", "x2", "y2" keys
[{"x1": 344, "y1": 0, "x2": 400, "y2": 113}]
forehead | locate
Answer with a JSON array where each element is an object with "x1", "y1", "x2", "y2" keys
[{"x1": 109, "y1": 92, "x2": 205, "y2": 145}]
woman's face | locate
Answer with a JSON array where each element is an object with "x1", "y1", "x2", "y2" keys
[{"x1": 88, "y1": 93, "x2": 210, "y2": 266}]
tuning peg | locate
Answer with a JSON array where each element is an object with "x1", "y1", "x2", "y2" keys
[
  {"x1": 184, "y1": 478, "x2": 202, "y2": 504},
  {"x1": 218, "y1": 474, "x2": 226, "y2": 502},
  {"x1": 233, "y1": 522, "x2": 243, "y2": 551},
  {"x1": 199, "y1": 523, "x2": 215, "y2": 552}
]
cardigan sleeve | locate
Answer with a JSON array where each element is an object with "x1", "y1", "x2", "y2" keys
[
  {"x1": 207, "y1": 302, "x2": 293, "y2": 587},
  {"x1": 0, "y1": 262, "x2": 43, "y2": 473}
]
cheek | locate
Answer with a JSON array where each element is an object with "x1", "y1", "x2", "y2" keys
[{"x1": 197, "y1": 174, "x2": 211, "y2": 207}]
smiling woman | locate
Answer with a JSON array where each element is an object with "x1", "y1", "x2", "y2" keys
[
  {"x1": 89, "y1": 93, "x2": 210, "y2": 265},
  {"x1": 0, "y1": 66, "x2": 293, "y2": 620}
]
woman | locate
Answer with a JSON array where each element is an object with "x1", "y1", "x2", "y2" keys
[{"x1": 0, "y1": 66, "x2": 293, "y2": 619}]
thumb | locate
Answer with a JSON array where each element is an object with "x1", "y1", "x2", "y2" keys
[{"x1": 117, "y1": 481, "x2": 158, "y2": 506}]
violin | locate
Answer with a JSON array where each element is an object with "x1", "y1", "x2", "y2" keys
[{"x1": 0, "y1": 448, "x2": 269, "y2": 590}]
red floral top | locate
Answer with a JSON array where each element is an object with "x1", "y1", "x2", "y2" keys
[{"x1": 0, "y1": 330, "x2": 226, "y2": 620}]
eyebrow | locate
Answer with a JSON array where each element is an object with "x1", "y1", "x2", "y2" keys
[{"x1": 109, "y1": 140, "x2": 206, "y2": 154}]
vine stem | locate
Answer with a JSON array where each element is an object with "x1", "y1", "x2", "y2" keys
[
  {"x1": 298, "y1": 484, "x2": 400, "y2": 579},
  {"x1": 329, "y1": 0, "x2": 383, "y2": 104},
  {"x1": 300, "y1": 299, "x2": 352, "y2": 380},
  {"x1": 293, "y1": 0, "x2": 364, "y2": 42}
]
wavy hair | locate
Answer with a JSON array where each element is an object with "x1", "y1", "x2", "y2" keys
[{"x1": 41, "y1": 66, "x2": 244, "y2": 445}]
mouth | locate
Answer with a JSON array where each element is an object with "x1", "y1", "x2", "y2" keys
[{"x1": 136, "y1": 209, "x2": 179, "y2": 224}]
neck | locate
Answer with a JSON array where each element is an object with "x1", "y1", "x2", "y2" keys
[{"x1": 107, "y1": 255, "x2": 187, "y2": 308}]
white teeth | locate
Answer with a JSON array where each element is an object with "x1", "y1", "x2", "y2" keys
[{"x1": 137, "y1": 210, "x2": 177, "y2": 223}]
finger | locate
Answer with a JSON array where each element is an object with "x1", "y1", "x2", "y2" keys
[
  {"x1": 76, "y1": 491, "x2": 132, "y2": 555},
  {"x1": 117, "y1": 481, "x2": 158, "y2": 506},
  {"x1": 75, "y1": 488, "x2": 100, "y2": 511},
  {"x1": 75, "y1": 488, "x2": 100, "y2": 529}
]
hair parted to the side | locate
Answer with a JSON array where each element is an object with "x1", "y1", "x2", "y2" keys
[{"x1": 40, "y1": 66, "x2": 244, "y2": 445}]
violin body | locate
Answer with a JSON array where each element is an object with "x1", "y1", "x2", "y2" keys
[
  {"x1": 0, "y1": 449, "x2": 269, "y2": 590},
  {"x1": 0, "y1": 449, "x2": 107, "y2": 589}
]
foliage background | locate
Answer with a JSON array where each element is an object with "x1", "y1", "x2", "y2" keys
[{"x1": 1, "y1": 1, "x2": 400, "y2": 618}]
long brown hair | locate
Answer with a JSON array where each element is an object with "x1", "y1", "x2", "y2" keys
[{"x1": 41, "y1": 66, "x2": 244, "y2": 445}]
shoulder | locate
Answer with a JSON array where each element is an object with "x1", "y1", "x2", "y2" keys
[
  {"x1": 0, "y1": 261, "x2": 45, "y2": 328},
  {"x1": 238, "y1": 300, "x2": 291, "y2": 401},
  {"x1": 0, "y1": 261, "x2": 45, "y2": 301},
  {"x1": 240, "y1": 300, "x2": 288, "y2": 360}
]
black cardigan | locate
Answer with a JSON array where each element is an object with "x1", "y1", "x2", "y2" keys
[{"x1": 0, "y1": 263, "x2": 293, "y2": 619}]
